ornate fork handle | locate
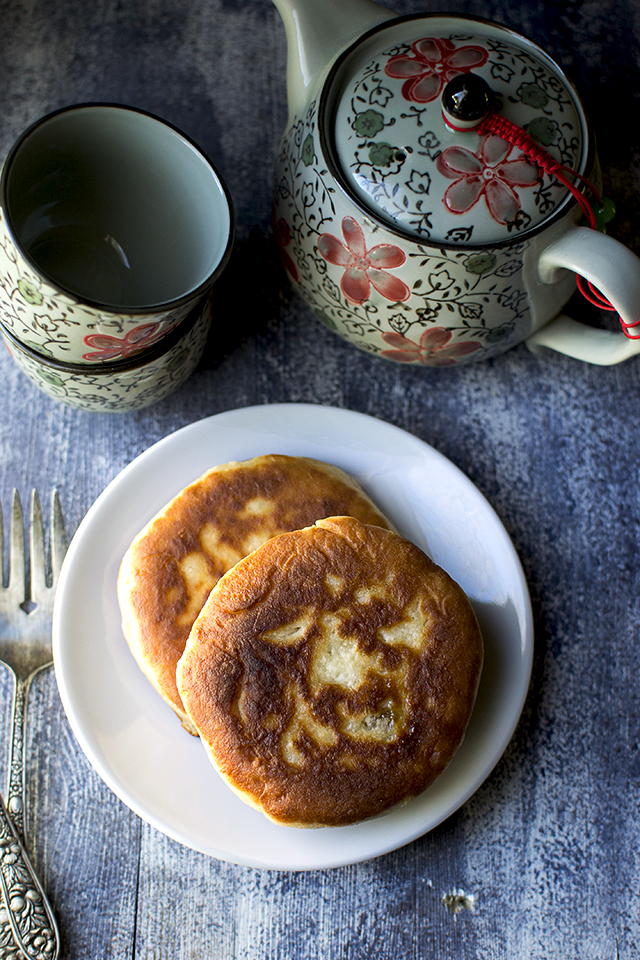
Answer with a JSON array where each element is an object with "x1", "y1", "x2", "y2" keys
[
  {"x1": 0, "y1": 491, "x2": 63, "y2": 959},
  {"x1": 6, "y1": 675, "x2": 29, "y2": 841},
  {"x1": 0, "y1": 791, "x2": 59, "y2": 960}
]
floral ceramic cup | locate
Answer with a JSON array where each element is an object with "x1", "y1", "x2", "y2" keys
[
  {"x1": 0, "y1": 104, "x2": 233, "y2": 365},
  {"x1": 272, "y1": 5, "x2": 640, "y2": 366},
  {"x1": 2, "y1": 291, "x2": 214, "y2": 413}
]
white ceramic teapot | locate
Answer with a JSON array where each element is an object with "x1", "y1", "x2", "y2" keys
[{"x1": 272, "y1": 0, "x2": 640, "y2": 366}]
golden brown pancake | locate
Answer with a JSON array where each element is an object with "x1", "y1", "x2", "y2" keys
[
  {"x1": 177, "y1": 516, "x2": 483, "y2": 827},
  {"x1": 117, "y1": 455, "x2": 393, "y2": 733}
]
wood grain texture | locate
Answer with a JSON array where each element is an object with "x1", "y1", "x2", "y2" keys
[{"x1": 1, "y1": 0, "x2": 639, "y2": 957}]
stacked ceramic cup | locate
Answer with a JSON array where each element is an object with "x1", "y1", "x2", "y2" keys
[{"x1": 0, "y1": 104, "x2": 234, "y2": 412}]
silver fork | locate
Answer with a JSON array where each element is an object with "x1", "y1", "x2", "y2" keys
[{"x1": 0, "y1": 490, "x2": 64, "y2": 960}]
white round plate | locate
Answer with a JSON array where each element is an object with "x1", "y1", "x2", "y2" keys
[{"x1": 53, "y1": 403, "x2": 533, "y2": 871}]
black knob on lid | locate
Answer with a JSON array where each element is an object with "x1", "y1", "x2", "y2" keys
[{"x1": 442, "y1": 73, "x2": 494, "y2": 130}]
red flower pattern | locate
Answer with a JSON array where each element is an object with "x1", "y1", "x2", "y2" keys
[
  {"x1": 82, "y1": 322, "x2": 165, "y2": 361},
  {"x1": 318, "y1": 217, "x2": 410, "y2": 305},
  {"x1": 381, "y1": 327, "x2": 481, "y2": 366},
  {"x1": 385, "y1": 38, "x2": 488, "y2": 103},
  {"x1": 436, "y1": 134, "x2": 539, "y2": 224}
]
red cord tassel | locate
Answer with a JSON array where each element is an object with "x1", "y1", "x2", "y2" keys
[{"x1": 477, "y1": 112, "x2": 638, "y2": 338}]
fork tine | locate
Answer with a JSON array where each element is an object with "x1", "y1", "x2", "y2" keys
[
  {"x1": 7, "y1": 489, "x2": 26, "y2": 603},
  {"x1": 30, "y1": 489, "x2": 47, "y2": 598},
  {"x1": 51, "y1": 489, "x2": 67, "y2": 586}
]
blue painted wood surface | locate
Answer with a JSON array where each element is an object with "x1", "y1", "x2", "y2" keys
[{"x1": 0, "y1": 0, "x2": 639, "y2": 957}]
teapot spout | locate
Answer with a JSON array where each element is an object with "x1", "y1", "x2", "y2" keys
[{"x1": 272, "y1": 0, "x2": 395, "y2": 120}]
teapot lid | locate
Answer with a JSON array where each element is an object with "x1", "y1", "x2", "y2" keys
[{"x1": 323, "y1": 15, "x2": 590, "y2": 246}]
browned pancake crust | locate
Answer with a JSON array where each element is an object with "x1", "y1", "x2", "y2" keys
[
  {"x1": 117, "y1": 456, "x2": 393, "y2": 732},
  {"x1": 177, "y1": 516, "x2": 483, "y2": 827}
]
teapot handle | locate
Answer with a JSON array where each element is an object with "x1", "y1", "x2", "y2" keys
[{"x1": 527, "y1": 225, "x2": 640, "y2": 364}]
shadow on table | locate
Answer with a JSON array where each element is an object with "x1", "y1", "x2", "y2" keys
[{"x1": 197, "y1": 227, "x2": 292, "y2": 371}]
